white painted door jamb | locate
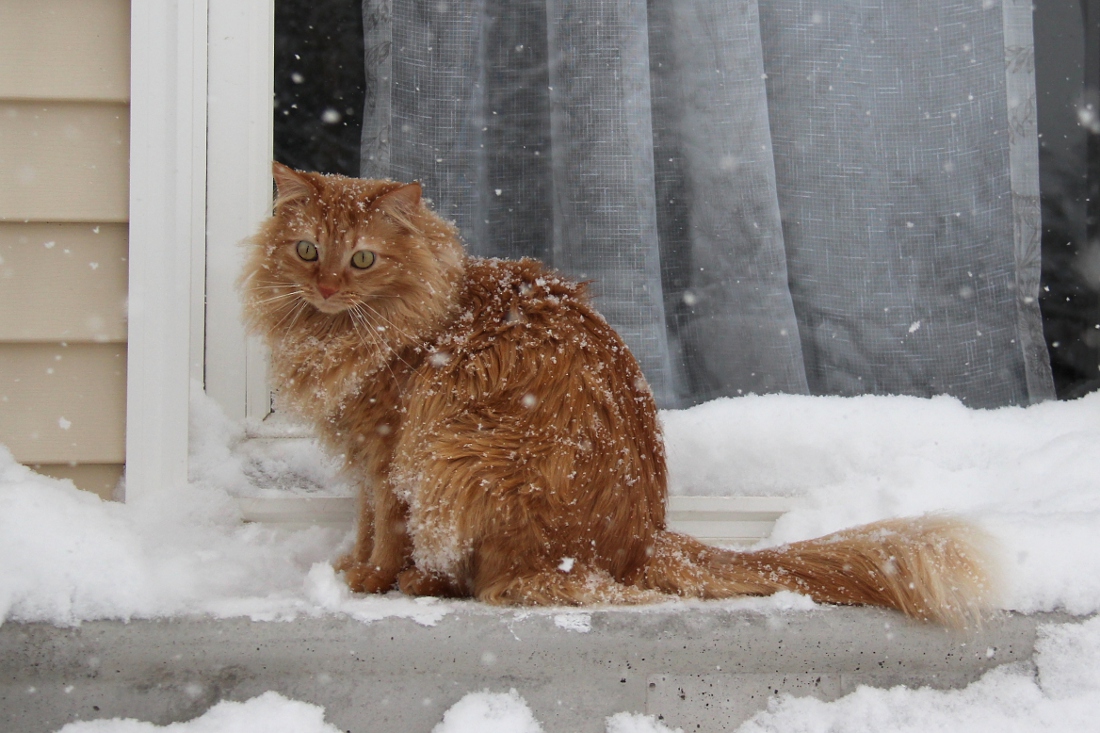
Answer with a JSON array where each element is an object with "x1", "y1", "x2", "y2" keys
[{"x1": 126, "y1": 0, "x2": 209, "y2": 499}]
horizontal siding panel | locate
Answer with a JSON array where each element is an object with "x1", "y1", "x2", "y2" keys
[
  {"x1": 0, "y1": 223, "x2": 127, "y2": 342},
  {"x1": 32, "y1": 463, "x2": 124, "y2": 501},
  {"x1": 0, "y1": 102, "x2": 129, "y2": 222},
  {"x1": 0, "y1": 0, "x2": 129, "y2": 102},
  {"x1": 0, "y1": 343, "x2": 125, "y2": 463}
]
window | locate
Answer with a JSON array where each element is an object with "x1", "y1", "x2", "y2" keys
[
  {"x1": 128, "y1": 1, "x2": 1099, "y2": 532},
  {"x1": 264, "y1": 0, "x2": 1100, "y2": 409},
  {"x1": 1035, "y1": 0, "x2": 1100, "y2": 398}
]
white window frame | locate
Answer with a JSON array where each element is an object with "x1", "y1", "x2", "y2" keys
[
  {"x1": 128, "y1": 0, "x2": 274, "y2": 504},
  {"x1": 202, "y1": 0, "x2": 276, "y2": 424},
  {"x1": 127, "y1": 0, "x2": 210, "y2": 500},
  {"x1": 126, "y1": 0, "x2": 791, "y2": 542}
]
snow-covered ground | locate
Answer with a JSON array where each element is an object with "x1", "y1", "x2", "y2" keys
[{"x1": 3, "y1": 390, "x2": 1100, "y2": 731}]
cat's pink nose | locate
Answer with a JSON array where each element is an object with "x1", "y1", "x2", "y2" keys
[{"x1": 318, "y1": 283, "x2": 340, "y2": 299}]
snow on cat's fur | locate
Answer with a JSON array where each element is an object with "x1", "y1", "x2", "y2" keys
[{"x1": 240, "y1": 163, "x2": 995, "y2": 625}]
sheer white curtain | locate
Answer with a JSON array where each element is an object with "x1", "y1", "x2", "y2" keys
[{"x1": 360, "y1": 0, "x2": 1054, "y2": 409}]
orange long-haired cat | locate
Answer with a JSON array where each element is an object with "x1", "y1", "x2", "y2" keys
[{"x1": 242, "y1": 163, "x2": 995, "y2": 626}]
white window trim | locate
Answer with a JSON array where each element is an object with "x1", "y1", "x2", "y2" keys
[
  {"x1": 126, "y1": 0, "x2": 792, "y2": 542},
  {"x1": 203, "y1": 0, "x2": 276, "y2": 424},
  {"x1": 127, "y1": 0, "x2": 272, "y2": 501},
  {"x1": 126, "y1": 0, "x2": 210, "y2": 500}
]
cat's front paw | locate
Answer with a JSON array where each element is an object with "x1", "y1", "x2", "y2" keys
[
  {"x1": 338, "y1": 560, "x2": 399, "y2": 594},
  {"x1": 333, "y1": 553, "x2": 359, "y2": 574},
  {"x1": 397, "y1": 566, "x2": 465, "y2": 598}
]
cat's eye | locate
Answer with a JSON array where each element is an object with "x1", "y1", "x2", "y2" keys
[
  {"x1": 350, "y1": 250, "x2": 376, "y2": 270},
  {"x1": 296, "y1": 240, "x2": 318, "y2": 261}
]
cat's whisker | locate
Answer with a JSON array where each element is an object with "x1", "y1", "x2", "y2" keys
[
  {"x1": 357, "y1": 300, "x2": 420, "y2": 343},
  {"x1": 250, "y1": 282, "x2": 297, "y2": 290},
  {"x1": 348, "y1": 307, "x2": 409, "y2": 389},
  {"x1": 289, "y1": 301, "x2": 310, "y2": 331},
  {"x1": 269, "y1": 306, "x2": 296, "y2": 333},
  {"x1": 249, "y1": 283, "x2": 307, "y2": 320},
  {"x1": 273, "y1": 299, "x2": 309, "y2": 334},
  {"x1": 254, "y1": 291, "x2": 303, "y2": 306},
  {"x1": 351, "y1": 317, "x2": 390, "y2": 368},
  {"x1": 346, "y1": 305, "x2": 380, "y2": 346},
  {"x1": 349, "y1": 304, "x2": 414, "y2": 372},
  {"x1": 264, "y1": 297, "x2": 297, "y2": 321}
]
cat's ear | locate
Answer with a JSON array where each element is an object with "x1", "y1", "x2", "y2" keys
[
  {"x1": 372, "y1": 182, "x2": 423, "y2": 228},
  {"x1": 272, "y1": 162, "x2": 315, "y2": 208}
]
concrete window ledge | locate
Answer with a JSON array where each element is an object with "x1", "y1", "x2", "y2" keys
[{"x1": 0, "y1": 607, "x2": 1077, "y2": 733}]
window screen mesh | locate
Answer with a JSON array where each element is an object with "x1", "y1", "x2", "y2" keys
[{"x1": 359, "y1": 0, "x2": 1055, "y2": 408}]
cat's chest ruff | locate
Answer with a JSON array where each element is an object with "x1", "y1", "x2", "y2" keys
[{"x1": 269, "y1": 325, "x2": 420, "y2": 421}]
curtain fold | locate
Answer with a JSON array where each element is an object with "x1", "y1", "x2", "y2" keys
[
  {"x1": 647, "y1": 0, "x2": 810, "y2": 402},
  {"x1": 757, "y1": 0, "x2": 1055, "y2": 407},
  {"x1": 361, "y1": 0, "x2": 1054, "y2": 409},
  {"x1": 545, "y1": 0, "x2": 676, "y2": 403}
]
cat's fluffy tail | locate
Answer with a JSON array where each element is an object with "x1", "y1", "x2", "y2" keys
[{"x1": 642, "y1": 515, "x2": 997, "y2": 627}]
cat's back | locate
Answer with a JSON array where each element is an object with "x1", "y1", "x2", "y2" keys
[
  {"x1": 443, "y1": 257, "x2": 612, "y2": 358},
  {"x1": 417, "y1": 256, "x2": 664, "y2": 473}
]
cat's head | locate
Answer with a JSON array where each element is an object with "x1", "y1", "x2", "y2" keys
[{"x1": 242, "y1": 163, "x2": 466, "y2": 349}]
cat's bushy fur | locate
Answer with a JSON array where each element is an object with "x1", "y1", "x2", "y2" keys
[{"x1": 241, "y1": 163, "x2": 996, "y2": 626}]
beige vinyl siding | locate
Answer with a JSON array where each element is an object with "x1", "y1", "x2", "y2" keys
[
  {"x1": 0, "y1": 0, "x2": 130, "y2": 499},
  {"x1": 0, "y1": 223, "x2": 128, "y2": 343},
  {"x1": 0, "y1": 0, "x2": 130, "y2": 103},
  {"x1": 33, "y1": 463, "x2": 126, "y2": 500},
  {"x1": 0, "y1": 102, "x2": 129, "y2": 222},
  {"x1": 0, "y1": 343, "x2": 126, "y2": 463}
]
